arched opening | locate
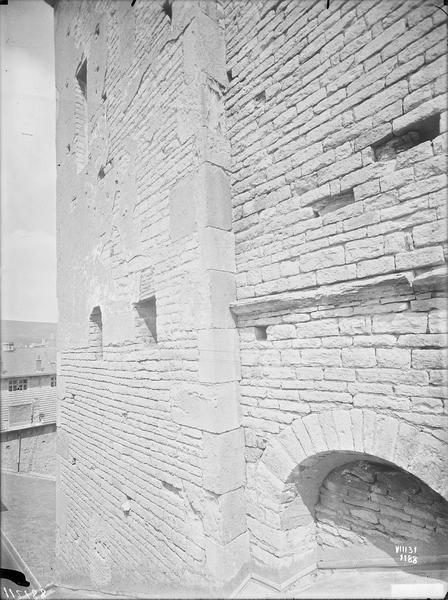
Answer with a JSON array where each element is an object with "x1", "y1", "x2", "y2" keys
[
  {"x1": 316, "y1": 459, "x2": 448, "y2": 570},
  {"x1": 249, "y1": 409, "x2": 448, "y2": 588}
]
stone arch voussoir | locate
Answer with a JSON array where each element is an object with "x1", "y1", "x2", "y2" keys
[{"x1": 249, "y1": 408, "x2": 448, "y2": 585}]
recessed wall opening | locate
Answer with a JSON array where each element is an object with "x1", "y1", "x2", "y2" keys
[
  {"x1": 74, "y1": 57, "x2": 88, "y2": 172},
  {"x1": 135, "y1": 296, "x2": 157, "y2": 343},
  {"x1": 161, "y1": 479, "x2": 182, "y2": 496},
  {"x1": 315, "y1": 460, "x2": 448, "y2": 569},
  {"x1": 254, "y1": 325, "x2": 268, "y2": 340},
  {"x1": 372, "y1": 114, "x2": 440, "y2": 161},
  {"x1": 254, "y1": 90, "x2": 266, "y2": 105},
  {"x1": 162, "y1": 0, "x2": 172, "y2": 22},
  {"x1": 76, "y1": 58, "x2": 87, "y2": 100},
  {"x1": 312, "y1": 189, "x2": 356, "y2": 217},
  {"x1": 89, "y1": 306, "x2": 103, "y2": 359}
]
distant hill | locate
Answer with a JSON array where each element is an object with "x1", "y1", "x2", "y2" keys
[{"x1": 1, "y1": 320, "x2": 57, "y2": 348}]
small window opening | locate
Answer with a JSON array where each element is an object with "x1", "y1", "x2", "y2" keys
[
  {"x1": 162, "y1": 0, "x2": 172, "y2": 22},
  {"x1": 74, "y1": 57, "x2": 88, "y2": 172},
  {"x1": 312, "y1": 189, "x2": 356, "y2": 217},
  {"x1": 89, "y1": 306, "x2": 103, "y2": 359},
  {"x1": 76, "y1": 58, "x2": 87, "y2": 100},
  {"x1": 255, "y1": 326, "x2": 268, "y2": 341},
  {"x1": 161, "y1": 480, "x2": 182, "y2": 496},
  {"x1": 254, "y1": 90, "x2": 266, "y2": 104},
  {"x1": 273, "y1": 0, "x2": 285, "y2": 12},
  {"x1": 227, "y1": 69, "x2": 234, "y2": 83},
  {"x1": 50, "y1": 375, "x2": 57, "y2": 387},
  {"x1": 135, "y1": 296, "x2": 157, "y2": 343},
  {"x1": 372, "y1": 114, "x2": 440, "y2": 161},
  {"x1": 8, "y1": 378, "x2": 28, "y2": 392}
]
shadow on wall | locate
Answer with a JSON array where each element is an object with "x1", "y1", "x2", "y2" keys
[{"x1": 296, "y1": 457, "x2": 448, "y2": 569}]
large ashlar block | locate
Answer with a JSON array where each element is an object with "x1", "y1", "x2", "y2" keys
[
  {"x1": 183, "y1": 12, "x2": 227, "y2": 88},
  {"x1": 198, "y1": 329, "x2": 240, "y2": 383},
  {"x1": 56, "y1": 429, "x2": 70, "y2": 461},
  {"x1": 207, "y1": 270, "x2": 237, "y2": 329},
  {"x1": 170, "y1": 164, "x2": 232, "y2": 241},
  {"x1": 202, "y1": 428, "x2": 245, "y2": 494},
  {"x1": 203, "y1": 487, "x2": 247, "y2": 544},
  {"x1": 169, "y1": 174, "x2": 197, "y2": 241},
  {"x1": 197, "y1": 163, "x2": 232, "y2": 231},
  {"x1": 201, "y1": 127, "x2": 232, "y2": 171},
  {"x1": 171, "y1": 381, "x2": 241, "y2": 433},
  {"x1": 250, "y1": 533, "x2": 316, "y2": 590},
  {"x1": 199, "y1": 227, "x2": 236, "y2": 272},
  {"x1": 205, "y1": 531, "x2": 250, "y2": 585},
  {"x1": 187, "y1": 269, "x2": 236, "y2": 329}
]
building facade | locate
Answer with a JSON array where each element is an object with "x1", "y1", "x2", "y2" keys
[
  {"x1": 53, "y1": 0, "x2": 447, "y2": 595},
  {"x1": 1, "y1": 344, "x2": 57, "y2": 474}
]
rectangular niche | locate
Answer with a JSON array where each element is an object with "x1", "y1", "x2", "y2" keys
[
  {"x1": 312, "y1": 189, "x2": 356, "y2": 217},
  {"x1": 135, "y1": 296, "x2": 157, "y2": 343},
  {"x1": 372, "y1": 114, "x2": 440, "y2": 161},
  {"x1": 74, "y1": 57, "x2": 88, "y2": 173},
  {"x1": 89, "y1": 306, "x2": 103, "y2": 360},
  {"x1": 254, "y1": 325, "x2": 267, "y2": 340}
]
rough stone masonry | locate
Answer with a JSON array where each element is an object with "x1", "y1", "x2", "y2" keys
[{"x1": 52, "y1": 0, "x2": 447, "y2": 596}]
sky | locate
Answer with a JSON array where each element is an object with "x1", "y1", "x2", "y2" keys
[{"x1": 1, "y1": 0, "x2": 56, "y2": 323}]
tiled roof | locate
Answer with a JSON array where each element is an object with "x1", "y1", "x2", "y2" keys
[{"x1": 0, "y1": 346, "x2": 57, "y2": 378}]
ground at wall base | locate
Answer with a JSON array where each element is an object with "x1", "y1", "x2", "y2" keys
[{"x1": 238, "y1": 566, "x2": 448, "y2": 599}]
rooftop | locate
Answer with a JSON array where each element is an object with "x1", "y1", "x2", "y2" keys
[{"x1": 0, "y1": 346, "x2": 57, "y2": 378}]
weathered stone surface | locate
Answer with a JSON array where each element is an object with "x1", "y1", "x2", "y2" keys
[
  {"x1": 231, "y1": 272, "x2": 414, "y2": 317},
  {"x1": 202, "y1": 429, "x2": 246, "y2": 494},
  {"x1": 203, "y1": 487, "x2": 247, "y2": 545},
  {"x1": 199, "y1": 227, "x2": 236, "y2": 272},
  {"x1": 169, "y1": 174, "x2": 198, "y2": 241},
  {"x1": 196, "y1": 163, "x2": 232, "y2": 231},
  {"x1": 55, "y1": 0, "x2": 447, "y2": 592},
  {"x1": 170, "y1": 382, "x2": 241, "y2": 433},
  {"x1": 198, "y1": 329, "x2": 240, "y2": 383},
  {"x1": 204, "y1": 532, "x2": 250, "y2": 586},
  {"x1": 183, "y1": 13, "x2": 227, "y2": 88}
]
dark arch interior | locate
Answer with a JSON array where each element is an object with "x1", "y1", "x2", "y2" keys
[
  {"x1": 315, "y1": 459, "x2": 448, "y2": 569},
  {"x1": 284, "y1": 450, "x2": 393, "y2": 517}
]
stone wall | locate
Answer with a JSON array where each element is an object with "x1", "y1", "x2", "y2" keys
[
  {"x1": 55, "y1": 0, "x2": 247, "y2": 595},
  {"x1": 316, "y1": 460, "x2": 448, "y2": 567},
  {"x1": 53, "y1": 0, "x2": 448, "y2": 594},
  {"x1": 224, "y1": 0, "x2": 447, "y2": 300},
  {"x1": 238, "y1": 291, "x2": 447, "y2": 445},
  {"x1": 224, "y1": 0, "x2": 447, "y2": 585}
]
